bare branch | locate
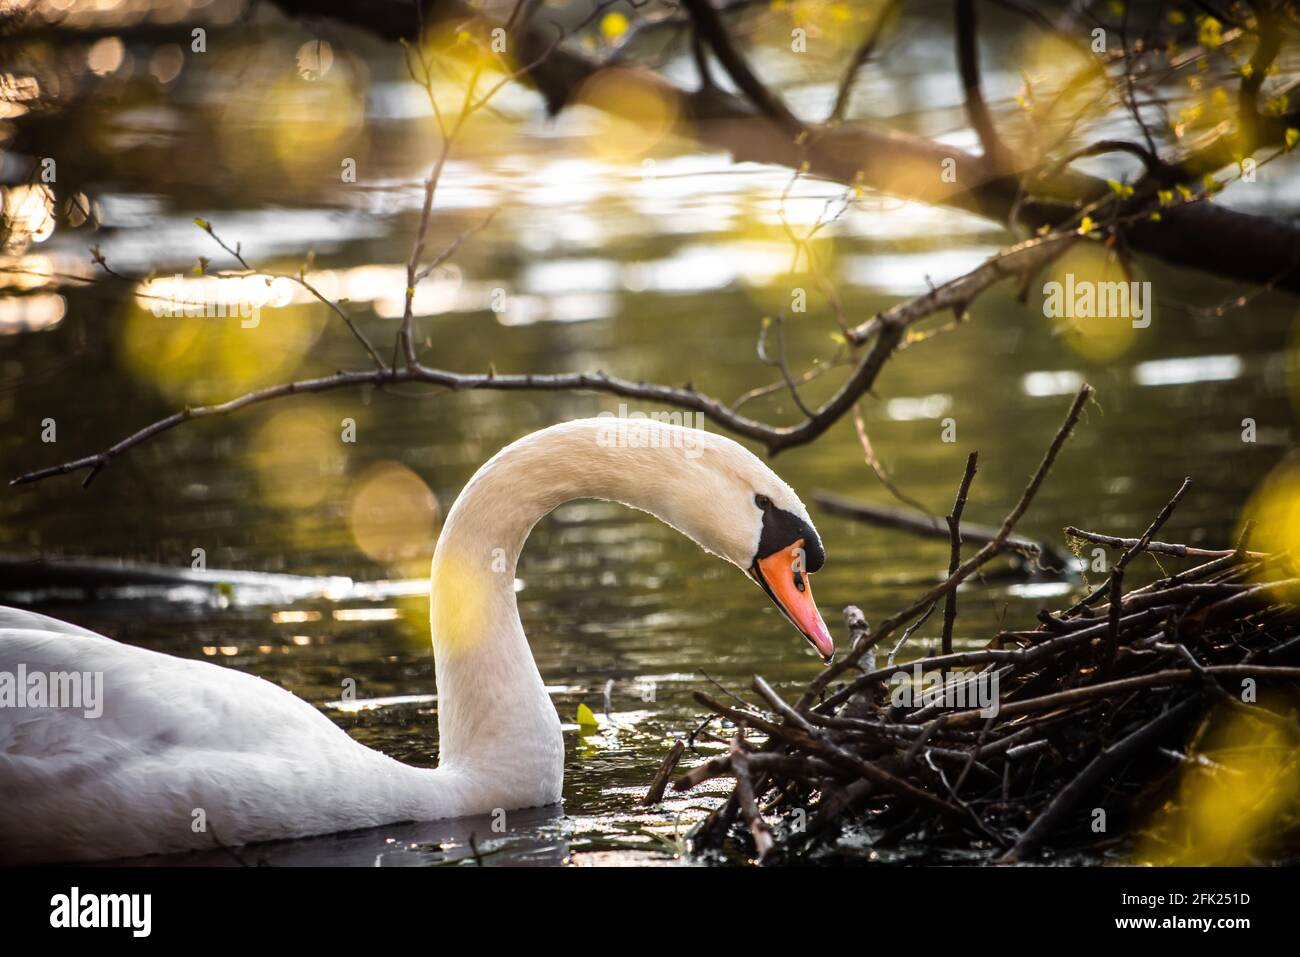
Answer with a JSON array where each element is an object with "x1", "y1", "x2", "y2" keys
[
  {"x1": 195, "y1": 220, "x2": 387, "y2": 372},
  {"x1": 827, "y1": 0, "x2": 903, "y2": 124},
  {"x1": 800, "y1": 383, "x2": 1094, "y2": 709},
  {"x1": 955, "y1": 0, "x2": 1008, "y2": 173},
  {"x1": 679, "y1": 0, "x2": 804, "y2": 135},
  {"x1": 1100, "y1": 478, "x2": 1194, "y2": 672},
  {"x1": 264, "y1": 0, "x2": 1300, "y2": 293},
  {"x1": 1238, "y1": 0, "x2": 1284, "y2": 149},
  {"x1": 941, "y1": 452, "x2": 979, "y2": 662},
  {"x1": 15, "y1": 225, "x2": 1074, "y2": 488},
  {"x1": 817, "y1": 491, "x2": 1070, "y2": 570}
]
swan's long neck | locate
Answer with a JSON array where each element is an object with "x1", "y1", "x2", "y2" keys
[{"x1": 428, "y1": 419, "x2": 729, "y2": 803}]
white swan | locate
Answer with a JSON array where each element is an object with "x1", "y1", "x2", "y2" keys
[{"x1": 0, "y1": 418, "x2": 832, "y2": 864}]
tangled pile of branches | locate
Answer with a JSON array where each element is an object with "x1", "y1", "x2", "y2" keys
[{"x1": 652, "y1": 384, "x2": 1300, "y2": 864}]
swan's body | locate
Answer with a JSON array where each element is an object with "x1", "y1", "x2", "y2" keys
[{"x1": 0, "y1": 418, "x2": 830, "y2": 864}]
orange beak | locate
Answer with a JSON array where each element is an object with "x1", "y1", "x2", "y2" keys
[{"x1": 753, "y1": 539, "x2": 834, "y2": 661}]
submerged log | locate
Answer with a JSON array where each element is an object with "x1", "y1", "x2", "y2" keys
[{"x1": 815, "y1": 491, "x2": 1073, "y2": 573}]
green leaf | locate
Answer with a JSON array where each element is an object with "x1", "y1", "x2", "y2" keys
[{"x1": 193, "y1": 217, "x2": 211, "y2": 231}]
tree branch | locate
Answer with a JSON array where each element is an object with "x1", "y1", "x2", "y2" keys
[
  {"x1": 262, "y1": 0, "x2": 1300, "y2": 293},
  {"x1": 827, "y1": 0, "x2": 903, "y2": 124},
  {"x1": 941, "y1": 452, "x2": 979, "y2": 661},
  {"x1": 17, "y1": 227, "x2": 1069, "y2": 488},
  {"x1": 799, "y1": 383, "x2": 1094, "y2": 709},
  {"x1": 955, "y1": 0, "x2": 1008, "y2": 172},
  {"x1": 679, "y1": 0, "x2": 804, "y2": 135}
]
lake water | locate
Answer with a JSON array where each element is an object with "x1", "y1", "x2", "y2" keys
[{"x1": 1, "y1": 5, "x2": 1296, "y2": 865}]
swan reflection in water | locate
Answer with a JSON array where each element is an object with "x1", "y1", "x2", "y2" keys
[{"x1": 112, "y1": 805, "x2": 571, "y2": 868}]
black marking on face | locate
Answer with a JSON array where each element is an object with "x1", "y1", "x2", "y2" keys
[{"x1": 753, "y1": 502, "x2": 824, "y2": 572}]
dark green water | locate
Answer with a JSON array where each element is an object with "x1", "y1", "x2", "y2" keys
[{"x1": 1, "y1": 7, "x2": 1297, "y2": 864}]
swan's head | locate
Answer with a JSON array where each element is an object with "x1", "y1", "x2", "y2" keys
[
  {"x1": 742, "y1": 485, "x2": 834, "y2": 661},
  {"x1": 622, "y1": 422, "x2": 834, "y2": 661}
]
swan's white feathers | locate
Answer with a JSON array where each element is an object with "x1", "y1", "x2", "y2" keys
[
  {"x1": 0, "y1": 606, "x2": 107, "y2": 641},
  {"x1": 0, "y1": 620, "x2": 450, "y2": 863}
]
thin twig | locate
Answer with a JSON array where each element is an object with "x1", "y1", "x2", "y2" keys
[{"x1": 941, "y1": 452, "x2": 979, "y2": 664}]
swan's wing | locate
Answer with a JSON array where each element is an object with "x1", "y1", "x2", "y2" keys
[
  {"x1": 3, "y1": 635, "x2": 320, "y2": 753},
  {"x1": 0, "y1": 606, "x2": 109, "y2": 641},
  {"x1": 0, "y1": 609, "x2": 402, "y2": 862}
]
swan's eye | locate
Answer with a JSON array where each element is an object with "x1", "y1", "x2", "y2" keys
[{"x1": 754, "y1": 494, "x2": 772, "y2": 510}]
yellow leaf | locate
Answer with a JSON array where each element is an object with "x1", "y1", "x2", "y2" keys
[
  {"x1": 1286, "y1": 128, "x2": 1299, "y2": 150},
  {"x1": 576, "y1": 702, "x2": 599, "y2": 727},
  {"x1": 1178, "y1": 102, "x2": 1204, "y2": 126},
  {"x1": 1198, "y1": 16, "x2": 1222, "y2": 49},
  {"x1": 600, "y1": 12, "x2": 629, "y2": 40}
]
